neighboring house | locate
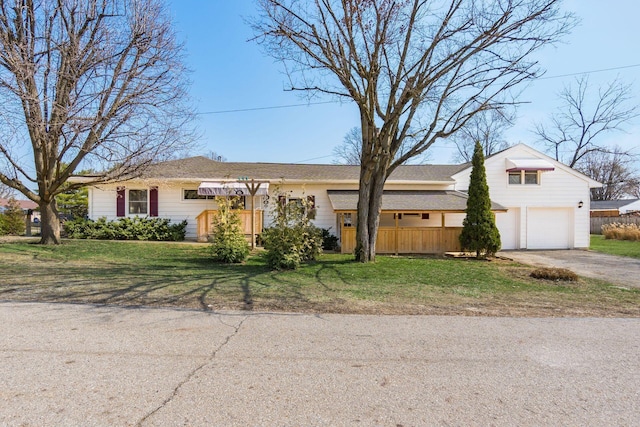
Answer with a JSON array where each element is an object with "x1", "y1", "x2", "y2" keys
[
  {"x1": 76, "y1": 143, "x2": 601, "y2": 252},
  {"x1": 590, "y1": 199, "x2": 640, "y2": 217},
  {"x1": 0, "y1": 198, "x2": 39, "y2": 220},
  {"x1": 0, "y1": 198, "x2": 38, "y2": 212}
]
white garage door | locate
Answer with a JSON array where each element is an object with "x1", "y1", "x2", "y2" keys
[
  {"x1": 527, "y1": 208, "x2": 573, "y2": 249},
  {"x1": 496, "y1": 208, "x2": 519, "y2": 250}
]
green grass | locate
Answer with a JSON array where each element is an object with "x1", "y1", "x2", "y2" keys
[
  {"x1": 1, "y1": 239, "x2": 638, "y2": 317},
  {"x1": 590, "y1": 234, "x2": 640, "y2": 259}
]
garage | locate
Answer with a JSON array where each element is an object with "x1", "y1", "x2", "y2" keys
[{"x1": 527, "y1": 208, "x2": 573, "y2": 249}]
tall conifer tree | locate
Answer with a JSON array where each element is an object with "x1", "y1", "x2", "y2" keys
[{"x1": 459, "y1": 142, "x2": 501, "y2": 258}]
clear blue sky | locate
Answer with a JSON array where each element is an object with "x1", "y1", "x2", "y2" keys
[{"x1": 167, "y1": 0, "x2": 640, "y2": 165}]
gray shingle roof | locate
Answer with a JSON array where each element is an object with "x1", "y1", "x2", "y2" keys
[
  {"x1": 327, "y1": 190, "x2": 506, "y2": 211},
  {"x1": 591, "y1": 199, "x2": 639, "y2": 210},
  {"x1": 140, "y1": 156, "x2": 466, "y2": 183}
]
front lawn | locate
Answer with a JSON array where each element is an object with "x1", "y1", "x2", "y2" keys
[
  {"x1": 1, "y1": 239, "x2": 638, "y2": 317},
  {"x1": 590, "y1": 234, "x2": 640, "y2": 259}
]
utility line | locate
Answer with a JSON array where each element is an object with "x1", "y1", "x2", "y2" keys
[
  {"x1": 538, "y1": 63, "x2": 640, "y2": 80},
  {"x1": 197, "y1": 63, "x2": 640, "y2": 115},
  {"x1": 198, "y1": 100, "x2": 337, "y2": 115}
]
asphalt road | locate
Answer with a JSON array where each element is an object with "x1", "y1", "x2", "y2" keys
[{"x1": 1, "y1": 302, "x2": 639, "y2": 426}]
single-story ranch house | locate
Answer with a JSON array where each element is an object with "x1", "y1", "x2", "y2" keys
[{"x1": 78, "y1": 143, "x2": 601, "y2": 253}]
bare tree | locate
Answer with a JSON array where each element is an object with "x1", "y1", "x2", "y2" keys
[
  {"x1": 533, "y1": 76, "x2": 639, "y2": 168},
  {"x1": 629, "y1": 184, "x2": 640, "y2": 200},
  {"x1": 0, "y1": 0, "x2": 194, "y2": 244},
  {"x1": 207, "y1": 151, "x2": 227, "y2": 162},
  {"x1": 332, "y1": 127, "x2": 362, "y2": 165},
  {"x1": 0, "y1": 182, "x2": 14, "y2": 199},
  {"x1": 254, "y1": 0, "x2": 574, "y2": 261},
  {"x1": 577, "y1": 148, "x2": 640, "y2": 201},
  {"x1": 333, "y1": 126, "x2": 431, "y2": 165},
  {"x1": 450, "y1": 107, "x2": 515, "y2": 163}
]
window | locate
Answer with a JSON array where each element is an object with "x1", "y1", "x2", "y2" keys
[
  {"x1": 508, "y1": 171, "x2": 539, "y2": 185},
  {"x1": 129, "y1": 189, "x2": 148, "y2": 214},
  {"x1": 183, "y1": 189, "x2": 212, "y2": 200},
  {"x1": 508, "y1": 172, "x2": 522, "y2": 185},
  {"x1": 343, "y1": 213, "x2": 353, "y2": 227},
  {"x1": 184, "y1": 189, "x2": 219, "y2": 200},
  {"x1": 183, "y1": 189, "x2": 245, "y2": 208},
  {"x1": 524, "y1": 171, "x2": 539, "y2": 185}
]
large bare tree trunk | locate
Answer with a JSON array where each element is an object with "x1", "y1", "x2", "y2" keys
[
  {"x1": 39, "y1": 199, "x2": 61, "y2": 245},
  {"x1": 355, "y1": 151, "x2": 389, "y2": 262}
]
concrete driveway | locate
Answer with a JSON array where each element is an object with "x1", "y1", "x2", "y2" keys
[
  {"x1": 1, "y1": 302, "x2": 639, "y2": 426},
  {"x1": 501, "y1": 250, "x2": 640, "y2": 288}
]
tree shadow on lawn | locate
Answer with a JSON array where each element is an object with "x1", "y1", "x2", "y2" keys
[{"x1": 0, "y1": 257, "x2": 346, "y2": 312}]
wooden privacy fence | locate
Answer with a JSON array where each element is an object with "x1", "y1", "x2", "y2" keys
[
  {"x1": 341, "y1": 226, "x2": 463, "y2": 254},
  {"x1": 196, "y1": 209, "x2": 263, "y2": 242},
  {"x1": 590, "y1": 216, "x2": 640, "y2": 234}
]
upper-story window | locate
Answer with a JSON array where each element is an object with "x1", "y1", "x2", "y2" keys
[
  {"x1": 508, "y1": 172, "x2": 522, "y2": 185},
  {"x1": 508, "y1": 170, "x2": 539, "y2": 185},
  {"x1": 524, "y1": 171, "x2": 538, "y2": 185}
]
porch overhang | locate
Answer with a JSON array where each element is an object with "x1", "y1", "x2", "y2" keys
[
  {"x1": 326, "y1": 190, "x2": 507, "y2": 212},
  {"x1": 198, "y1": 181, "x2": 269, "y2": 196},
  {"x1": 505, "y1": 158, "x2": 555, "y2": 172}
]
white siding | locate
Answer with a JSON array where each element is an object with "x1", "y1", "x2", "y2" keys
[
  {"x1": 495, "y1": 208, "x2": 520, "y2": 250},
  {"x1": 452, "y1": 145, "x2": 593, "y2": 249},
  {"x1": 89, "y1": 181, "x2": 218, "y2": 239}
]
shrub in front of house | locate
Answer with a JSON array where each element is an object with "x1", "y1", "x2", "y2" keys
[
  {"x1": 602, "y1": 222, "x2": 640, "y2": 241},
  {"x1": 321, "y1": 228, "x2": 339, "y2": 251},
  {"x1": 209, "y1": 196, "x2": 250, "y2": 263},
  {"x1": 459, "y1": 141, "x2": 501, "y2": 258},
  {"x1": 63, "y1": 217, "x2": 187, "y2": 241},
  {"x1": 261, "y1": 190, "x2": 323, "y2": 270}
]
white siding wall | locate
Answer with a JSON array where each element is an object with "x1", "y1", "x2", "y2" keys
[
  {"x1": 452, "y1": 145, "x2": 593, "y2": 249},
  {"x1": 90, "y1": 181, "x2": 220, "y2": 239}
]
